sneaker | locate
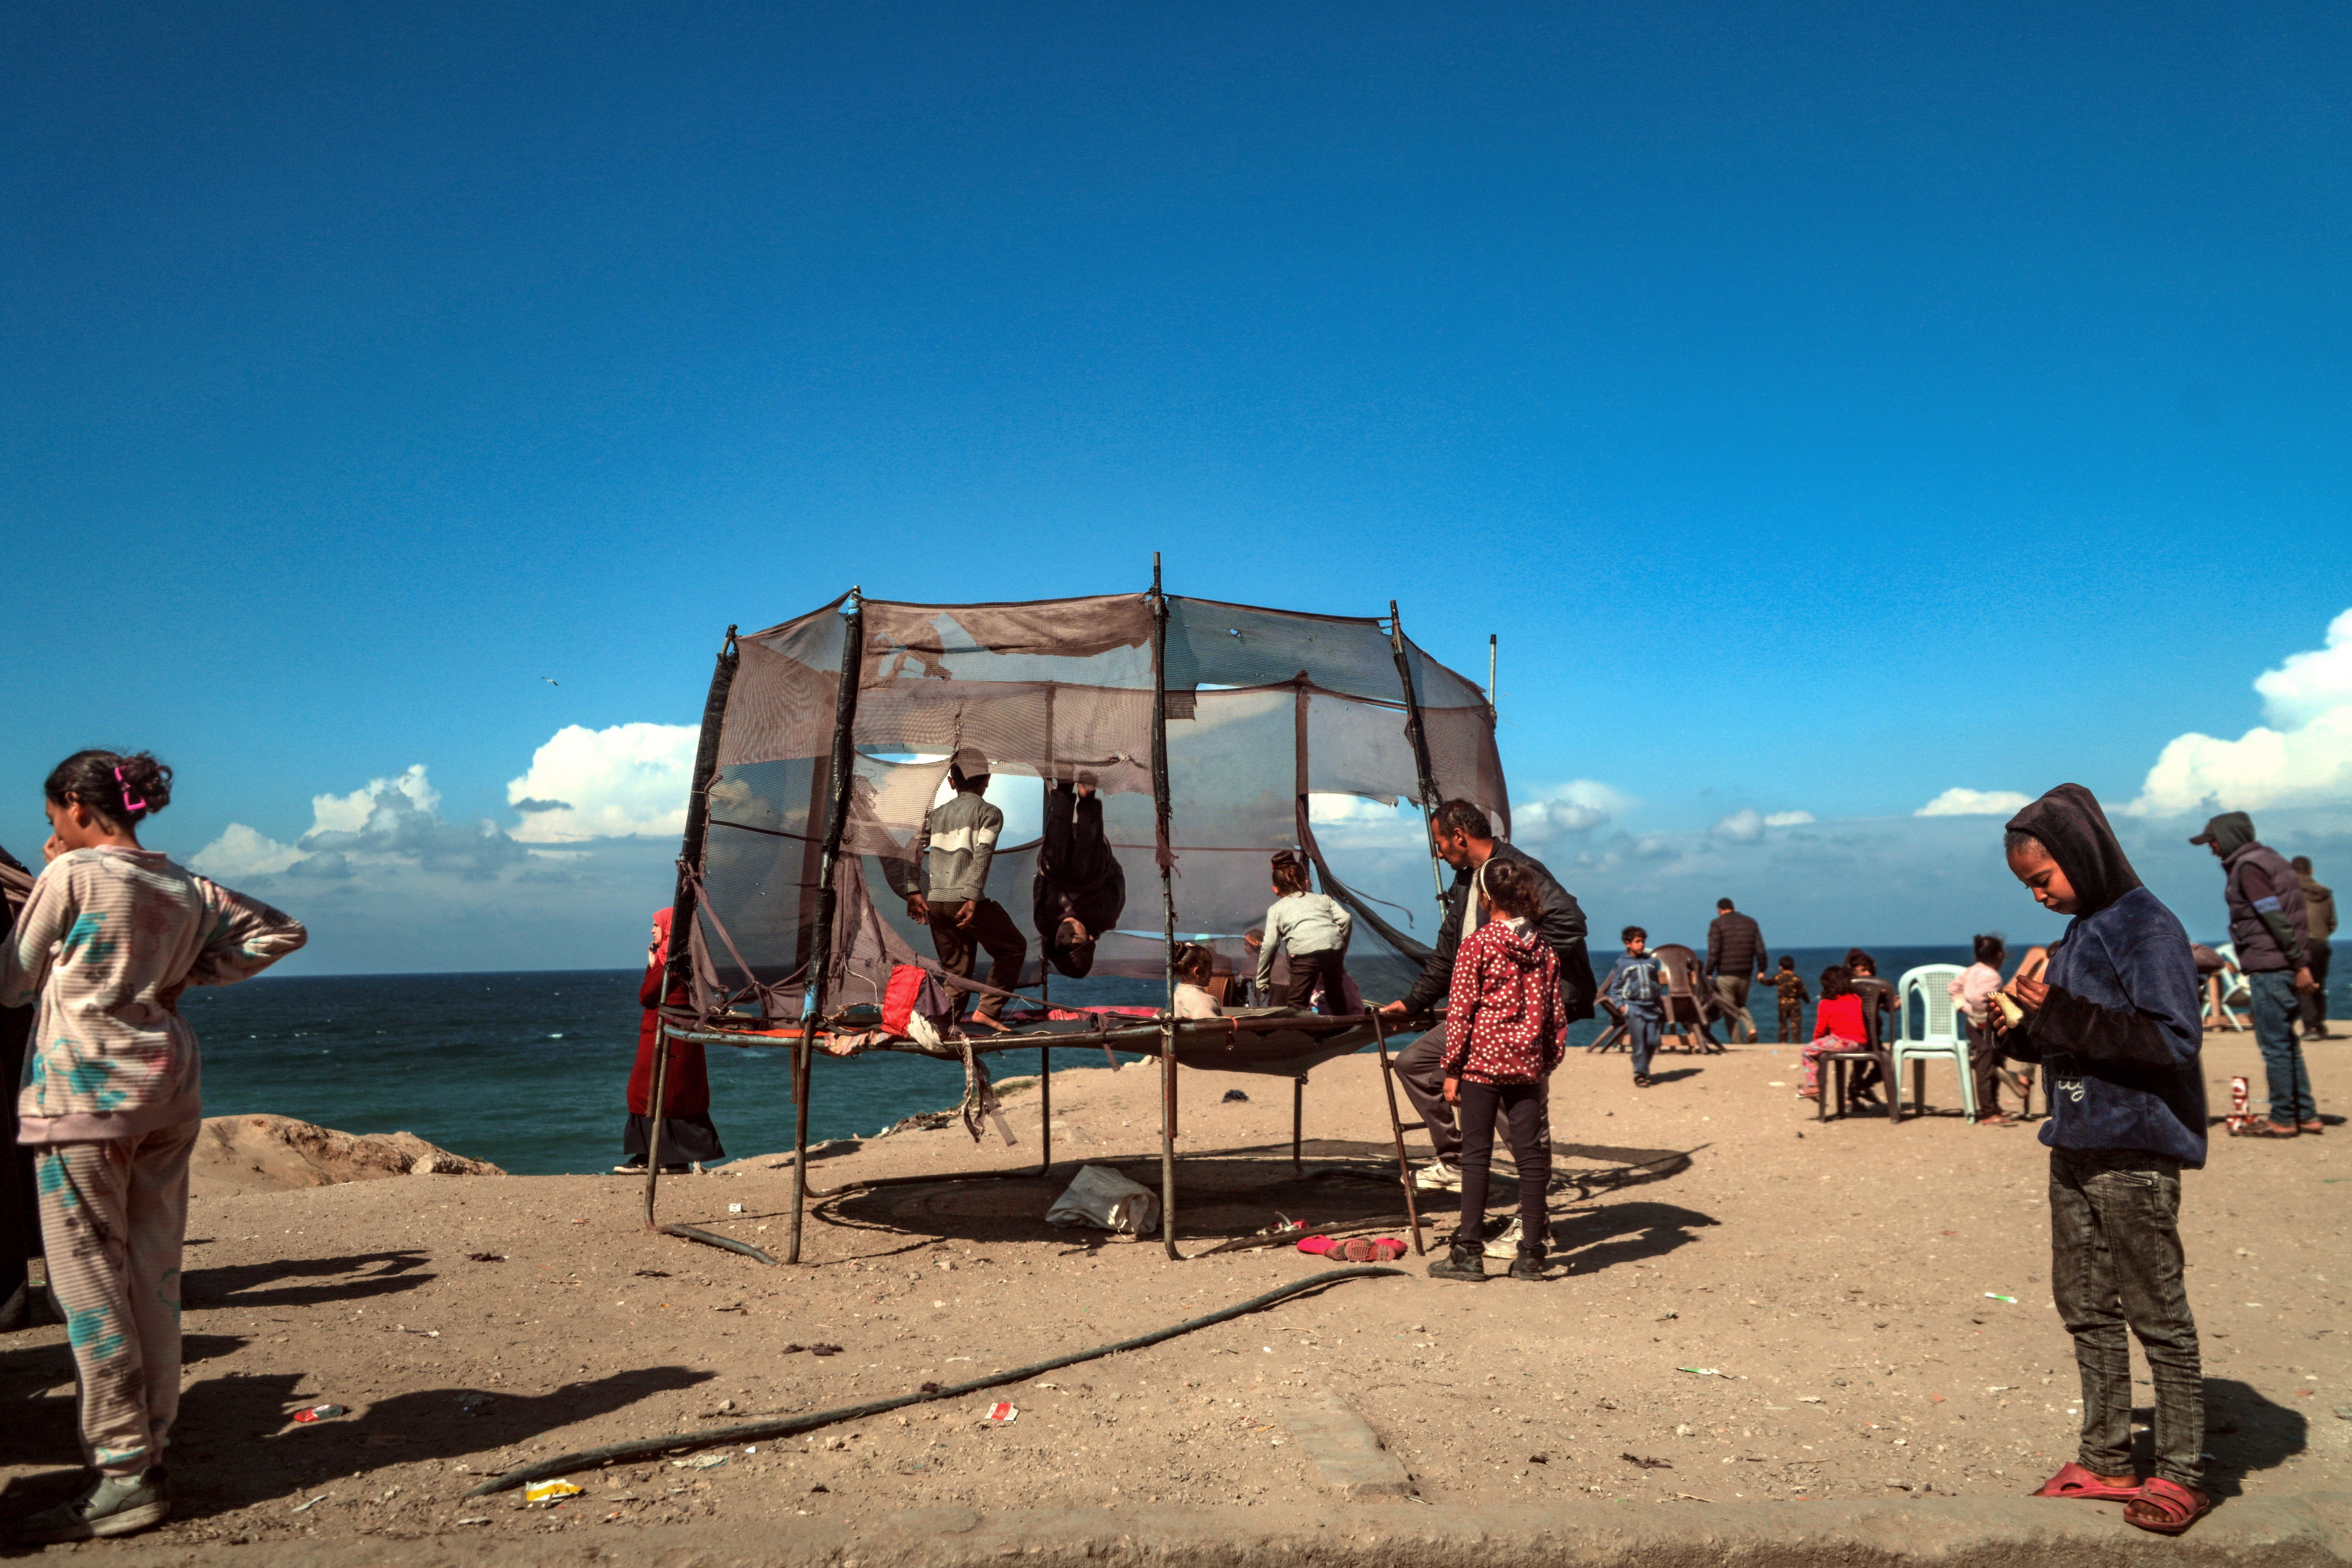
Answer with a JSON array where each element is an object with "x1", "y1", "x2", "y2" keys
[
  {"x1": 611, "y1": 1159, "x2": 648, "y2": 1174},
  {"x1": 1425, "y1": 1241, "x2": 1486, "y2": 1282},
  {"x1": 1413, "y1": 1161, "x2": 1463, "y2": 1192},
  {"x1": 1483, "y1": 1218, "x2": 1524, "y2": 1259},
  {"x1": 10, "y1": 1468, "x2": 169, "y2": 1542},
  {"x1": 1508, "y1": 1254, "x2": 1548, "y2": 1282}
]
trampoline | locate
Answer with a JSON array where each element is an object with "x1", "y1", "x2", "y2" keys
[{"x1": 643, "y1": 561, "x2": 1508, "y2": 1260}]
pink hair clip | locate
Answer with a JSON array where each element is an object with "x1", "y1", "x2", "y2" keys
[{"x1": 114, "y1": 765, "x2": 147, "y2": 816}]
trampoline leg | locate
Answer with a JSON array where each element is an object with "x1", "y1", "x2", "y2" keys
[
  {"x1": 1038, "y1": 1046, "x2": 1053, "y2": 1179},
  {"x1": 642, "y1": 1022, "x2": 672, "y2": 1231},
  {"x1": 787, "y1": 1032, "x2": 812, "y2": 1264},
  {"x1": 1160, "y1": 1023, "x2": 1181, "y2": 1261},
  {"x1": 1292, "y1": 1075, "x2": 1304, "y2": 1177},
  {"x1": 1373, "y1": 1015, "x2": 1424, "y2": 1257}
]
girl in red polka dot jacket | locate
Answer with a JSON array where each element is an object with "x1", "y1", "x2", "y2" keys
[{"x1": 1427, "y1": 858, "x2": 1564, "y2": 1283}]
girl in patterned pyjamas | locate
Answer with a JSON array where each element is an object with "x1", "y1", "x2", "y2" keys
[{"x1": 0, "y1": 752, "x2": 306, "y2": 1542}]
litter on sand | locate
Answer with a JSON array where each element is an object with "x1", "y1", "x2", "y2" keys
[
  {"x1": 1621, "y1": 1453, "x2": 1673, "y2": 1470},
  {"x1": 1984, "y1": 1293, "x2": 2018, "y2": 1304},
  {"x1": 983, "y1": 1403, "x2": 1018, "y2": 1423},
  {"x1": 671, "y1": 1454, "x2": 730, "y2": 1470},
  {"x1": 290, "y1": 1404, "x2": 348, "y2": 1423},
  {"x1": 290, "y1": 1494, "x2": 330, "y2": 1514},
  {"x1": 524, "y1": 1480, "x2": 585, "y2": 1503},
  {"x1": 466, "y1": 1252, "x2": 506, "y2": 1262},
  {"x1": 728, "y1": 1203, "x2": 746, "y2": 1214},
  {"x1": 1676, "y1": 1367, "x2": 1739, "y2": 1379},
  {"x1": 1221, "y1": 1089, "x2": 1250, "y2": 1102}
]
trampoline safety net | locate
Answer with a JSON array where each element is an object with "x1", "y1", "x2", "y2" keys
[{"x1": 680, "y1": 591, "x2": 1507, "y2": 1021}]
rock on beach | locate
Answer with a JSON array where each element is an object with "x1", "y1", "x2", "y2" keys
[{"x1": 190, "y1": 1113, "x2": 505, "y2": 1197}]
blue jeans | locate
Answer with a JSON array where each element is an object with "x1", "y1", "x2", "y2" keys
[
  {"x1": 1625, "y1": 1007, "x2": 1661, "y2": 1076},
  {"x1": 2247, "y1": 969, "x2": 2316, "y2": 1125}
]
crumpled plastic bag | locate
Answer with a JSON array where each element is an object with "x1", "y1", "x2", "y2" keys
[{"x1": 1045, "y1": 1164, "x2": 1162, "y2": 1236}]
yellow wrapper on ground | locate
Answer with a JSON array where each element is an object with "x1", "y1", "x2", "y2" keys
[{"x1": 524, "y1": 1480, "x2": 583, "y2": 1503}]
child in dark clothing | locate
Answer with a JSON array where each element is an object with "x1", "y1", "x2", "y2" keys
[
  {"x1": 1426, "y1": 860, "x2": 1562, "y2": 1284},
  {"x1": 1768, "y1": 955, "x2": 1809, "y2": 1042},
  {"x1": 1996, "y1": 784, "x2": 2207, "y2": 1536}
]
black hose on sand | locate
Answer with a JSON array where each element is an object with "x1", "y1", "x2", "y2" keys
[{"x1": 467, "y1": 1264, "x2": 1403, "y2": 1497}]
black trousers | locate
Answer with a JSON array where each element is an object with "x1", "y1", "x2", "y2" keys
[
  {"x1": 1033, "y1": 783, "x2": 1125, "y2": 979},
  {"x1": 1282, "y1": 948, "x2": 1349, "y2": 1010},
  {"x1": 1456, "y1": 1079, "x2": 1550, "y2": 1258},
  {"x1": 2303, "y1": 944, "x2": 2332, "y2": 1035}
]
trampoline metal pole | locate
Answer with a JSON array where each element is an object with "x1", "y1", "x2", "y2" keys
[
  {"x1": 1386, "y1": 602, "x2": 1447, "y2": 904},
  {"x1": 1372, "y1": 1009, "x2": 1425, "y2": 1256},
  {"x1": 791, "y1": 594, "x2": 867, "y2": 1264},
  {"x1": 1151, "y1": 554, "x2": 1181, "y2": 1260},
  {"x1": 649, "y1": 623, "x2": 741, "y2": 1230}
]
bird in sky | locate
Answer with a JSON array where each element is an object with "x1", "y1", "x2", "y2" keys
[{"x1": 541, "y1": 677, "x2": 560, "y2": 686}]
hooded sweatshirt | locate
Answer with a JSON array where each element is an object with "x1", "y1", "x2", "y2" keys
[
  {"x1": 2002, "y1": 785, "x2": 2205, "y2": 1167},
  {"x1": 1441, "y1": 918, "x2": 1564, "y2": 1085},
  {"x1": 2196, "y1": 812, "x2": 2309, "y2": 973},
  {"x1": 0, "y1": 846, "x2": 306, "y2": 1144}
]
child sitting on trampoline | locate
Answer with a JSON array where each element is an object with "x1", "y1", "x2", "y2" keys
[
  {"x1": 1254, "y1": 851, "x2": 1352, "y2": 1010},
  {"x1": 1173, "y1": 942, "x2": 1223, "y2": 1018}
]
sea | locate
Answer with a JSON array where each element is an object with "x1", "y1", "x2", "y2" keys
[{"x1": 178, "y1": 944, "x2": 2346, "y2": 1176}]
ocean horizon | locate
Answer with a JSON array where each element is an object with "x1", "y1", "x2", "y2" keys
[{"x1": 177, "y1": 945, "x2": 2345, "y2": 1177}]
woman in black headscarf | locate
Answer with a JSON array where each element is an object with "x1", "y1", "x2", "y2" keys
[{"x1": 1994, "y1": 784, "x2": 2208, "y2": 1534}]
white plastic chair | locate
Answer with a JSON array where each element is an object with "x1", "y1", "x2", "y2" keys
[
  {"x1": 2206, "y1": 943, "x2": 2251, "y2": 1032},
  {"x1": 1893, "y1": 964, "x2": 1979, "y2": 1121}
]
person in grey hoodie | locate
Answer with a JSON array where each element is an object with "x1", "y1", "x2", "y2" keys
[
  {"x1": 2189, "y1": 812, "x2": 2319, "y2": 1135},
  {"x1": 907, "y1": 748, "x2": 1029, "y2": 1028}
]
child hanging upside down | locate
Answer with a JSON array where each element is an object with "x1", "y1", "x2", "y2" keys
[{"x1": 1032, "y1": 779, "x2": 1125, "y2": 979}]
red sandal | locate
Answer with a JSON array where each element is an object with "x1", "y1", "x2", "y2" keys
[
  {"x1": 2126, "y1": 1477, "x2": 2211, "y2": 1535},
  {"x1": 1294, "y1": 1235, "x2": 1335, "y2": 1255},
  {"x1": 2031, "y1": 1462, "x2": 2141, "y2": 1501}
]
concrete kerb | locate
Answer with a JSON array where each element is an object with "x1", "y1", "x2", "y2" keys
[{"x1": 65, "y1": 1491, "x2": 2352, "y2": 1568}]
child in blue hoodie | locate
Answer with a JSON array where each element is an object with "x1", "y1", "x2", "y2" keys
[
  {"x1": 1994, "y1": 784, "x2": 2206, "y2": 1536},
  {"x1": 1600, "y1": 927, "x2": 1667, "y2": 1087}
]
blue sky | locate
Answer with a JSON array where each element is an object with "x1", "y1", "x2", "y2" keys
[{"x1": 5, "y1": 1, "x2": 2348, "y2": 972}]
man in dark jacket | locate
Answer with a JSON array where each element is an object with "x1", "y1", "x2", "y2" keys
[
  {"x1": 1380, "y1": 799, "x2": 1596, "y2": 1189},
  {"x1": 2190, "y1": 812, "x2": 2319, "y2": 1135},
  {"x1": 1705, "y1": 899, "x2": 1766, "y2": 1043},
  {"x1": 2292, "y1": 856, "x2": 2335, "y2": 1041}
]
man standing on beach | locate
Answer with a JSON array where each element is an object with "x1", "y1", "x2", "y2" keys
[
  {"x1": 908, "y1": 748, "x2": 1029, "y2": 1030},
  {"x1": 1705, "y1": 898, "x2": 1766, "y2": 1044},
  {"x1": 2190, "y1": 812, "x2": 2319, "y2": 1136},
  {"x1": 1380, "y1": 800, "x2": 1596, "y2": 1190},
  {"x1": 2292, "y1": 856, "x2": 2334, "y2": 1041}
]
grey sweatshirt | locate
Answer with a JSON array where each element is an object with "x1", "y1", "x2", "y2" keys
[
  {"x1": 918, "y1": 791, "x2": 1005, "y2": 904},
  {"x1": 1256, "y1": 892, "x2": 1352, "y2": 992}
]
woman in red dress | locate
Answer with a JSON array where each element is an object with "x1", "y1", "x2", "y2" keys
[{"x1": 616, "y1": 908, "x2": 726, "y2": 1172}]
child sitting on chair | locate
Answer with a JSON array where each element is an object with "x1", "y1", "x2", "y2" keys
[
  {"x1": 1799, "y1": 965, "x2": 1866, "y2": 1101},
  {"x1": 1173, "y1": 942, "x2": 1223, "y2": 1019}
]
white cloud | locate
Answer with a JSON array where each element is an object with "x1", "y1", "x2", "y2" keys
[
  {"x1": 2127, "y1": 608, "x2": 2352, "y2": 818},
  {"x1": 1915, "y1": 788, "x2": 2035, "y2": 818},
  {"x1": 1708, "y1": 807, "x2": 1812, "y2": 842},
  {"x1": 190, "y1": 823, "x2": 306, "y2": 879},
  {"x1": 1513, "y1": 780, "x2": 1628, "y2": 845},
  {"x1": 505, "y1": 723, "x2": 700, "y2": 843},
  {"x1": 311, "y1": 764, "x2": 439, "y2": 833}
]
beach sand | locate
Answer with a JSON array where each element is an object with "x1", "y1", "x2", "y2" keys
[{"x1": 1, "y1": 1030, "x2": 2343, "y2": 1552}]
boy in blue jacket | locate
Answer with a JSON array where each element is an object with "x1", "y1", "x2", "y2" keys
[
  {"x1": 1600, "y1": 926, "x2": 1667, "y2": 1087},
  {"x1": 1995, "y1": 784, "x2": 2207, "y2": 1536}
]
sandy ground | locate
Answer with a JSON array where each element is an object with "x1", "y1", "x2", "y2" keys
[{"x1": 1, "y1": 1028, "x2": 2345, "y2": 1552}]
